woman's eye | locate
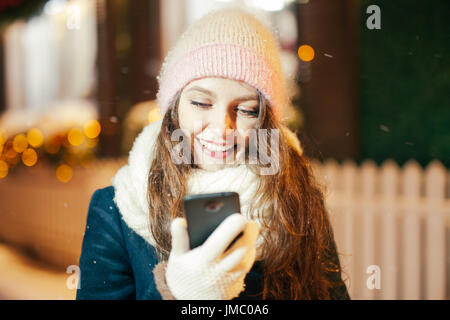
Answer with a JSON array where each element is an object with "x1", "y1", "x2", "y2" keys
[
  {"x1": 237, "y1": 107, "x2": 259, "y2": 118},
  {"x1": 190, "y1": 100, "x2": 212, "y2": 108}
]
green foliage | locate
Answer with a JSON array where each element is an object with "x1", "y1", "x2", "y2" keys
[{"x1": 360, "y1": 0, "x2": 450, "y2": 167}]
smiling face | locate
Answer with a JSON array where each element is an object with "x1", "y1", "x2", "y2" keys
[{"x1": 178, "y1": 77, "x2": 263, "y2": 171}]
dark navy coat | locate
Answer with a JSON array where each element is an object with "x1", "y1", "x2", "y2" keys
[{"x1": 76, "y1": 186, "x2": 350, "y2": 300}]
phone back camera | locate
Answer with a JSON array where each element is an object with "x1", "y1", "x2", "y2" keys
[{"x1": 205, "y1": 201, "x2": 224, "y2": 213}]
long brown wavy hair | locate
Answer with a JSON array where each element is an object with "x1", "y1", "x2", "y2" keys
[{"x1": 147, "y1": 91, "x2": 343, "y2": 299}]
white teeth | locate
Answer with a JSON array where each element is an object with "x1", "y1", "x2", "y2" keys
[{"x1": 199, "y1": 139, "x2": 233, "y2": 152}]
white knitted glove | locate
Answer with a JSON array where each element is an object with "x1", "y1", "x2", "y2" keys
[{"x1": 165, "y1": 213, "x2": 259, "y2": 300}]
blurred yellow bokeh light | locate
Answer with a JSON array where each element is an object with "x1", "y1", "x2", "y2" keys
[
  {"x1": 4, "y1": 144, "x2": 17, "y2": 161},
  {"x1": 13, "y1": 134, "x2": 28, "y2": 153},
  {"x1": 56, "y1": 164, "x2": 73, "y2": 183},
  {"x1": 0, "y1": 128, "x2": 7, "y2": 145},
  {"x1": 298, "y1": 44, "x2": 315, "y2": 62},
  {"x1": 0, "y1": 129, "x2": 8, "y2": 145},
  {"x1": 84, "y1": 120, "x2": 101, "y2": 139},
  {"x1": 68, "y1": 128, "x2": 85, "y2": 146},
  {"x1": 22, "y1": 148, "x2": 38, "y2": 167},
  {"x1": 0, "y1": 160, "x2": 8, "y2": 178},
  {"x1": 27, "y1": 128, "x2": 44, "y2": 148}
]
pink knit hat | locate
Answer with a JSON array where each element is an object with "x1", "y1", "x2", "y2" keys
[{"x1": 156, "y1": 8, "x2": 289, "y2": 121}]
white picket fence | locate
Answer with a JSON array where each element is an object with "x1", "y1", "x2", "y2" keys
[{"x1": 310, "y1": 159, "x2": 450, "y2": 300}]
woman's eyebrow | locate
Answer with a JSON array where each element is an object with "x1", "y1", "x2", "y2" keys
[
  {"x1": 186, "y1": 86, "x2": 257, "y2": 101},
  {"x1": 234, "y1": 94, "x2": 258, "y2": 102},
  {"x1": 186, "y1": 86, "x2": 216, "y2": 98}
]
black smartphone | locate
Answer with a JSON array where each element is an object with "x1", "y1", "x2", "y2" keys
[{"x1": 183, "y1": 192, "x2": 243, "y2": 250}]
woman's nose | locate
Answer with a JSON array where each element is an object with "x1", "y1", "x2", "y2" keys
[{"x1": 209, "y1": 110, "x2": 235, "y2": 133}]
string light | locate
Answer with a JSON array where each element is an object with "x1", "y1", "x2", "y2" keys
[
  {"x1": 27, "y1": 128, "x2": 44, "y2": 148},
  {"x1": 298, "y1": 44, "x2": 315, "y2": 62},
  {"x1": 68, "y1": 128, "x2": 85, "y2": 146},
  {"x1": 56, "y1": 164, "x2": 73, "y2": 183},
  {"x1": 0, "y1": 124, "x2": 99, "y2": 175},
  {"x1": 84, "y1": 120, "x2": 101, "y2": 139},
  {"x1": 13, "y1": 134, "x2": 28, "y2": 153},
  {"x1": 0, "y1": 160, "x2": 8, "y2": 178},
  {"x1": 0, "y1": 128, "x2": 7, "y2": 145},
  {"x1": 22, "y1": 148, "x2": 38, "y2": 167},
  {"x1": 4, "y1": 141, "x2": 17, "y2": 162}
]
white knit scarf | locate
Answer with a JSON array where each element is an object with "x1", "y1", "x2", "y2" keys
[{"x1": 111, "y1": 119, "x2": 301, "y2": 248}]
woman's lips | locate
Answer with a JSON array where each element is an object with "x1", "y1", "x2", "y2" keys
[
  {"x1": 194, "y1": 137, "x2": 236, "y2": 160},
  {"x1": 199, "y1": 138, "x2": 228, "y2": 146}
]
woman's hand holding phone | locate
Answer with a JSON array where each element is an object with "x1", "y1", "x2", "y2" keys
[{"x1": 165, "y1": 213, "x2": 259, "y2": 300}]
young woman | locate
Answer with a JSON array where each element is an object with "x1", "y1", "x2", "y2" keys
[{"x1": 76, "y1": 8, "x2": 350, "y2": 300}]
